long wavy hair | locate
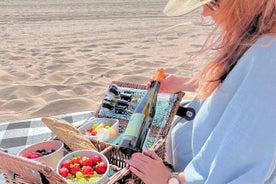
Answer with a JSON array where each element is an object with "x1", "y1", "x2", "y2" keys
[{"x1": 197, "y1": 0, "x2": 276, "y2": 99}]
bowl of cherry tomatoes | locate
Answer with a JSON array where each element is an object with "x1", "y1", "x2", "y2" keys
[{"x1": 56, "y1": 150, "x2": 110, "y2": 183}]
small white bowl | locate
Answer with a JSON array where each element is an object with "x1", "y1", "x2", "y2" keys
[
  {"x1": 56, "y1": 150, "x2": 110, "y2": 183},
  {"x1": 17, "y1": 140, "x2": 64, "y2": 169},
  {"x1": 78, "y1": 118, "x2": 119, "y2": 142}
]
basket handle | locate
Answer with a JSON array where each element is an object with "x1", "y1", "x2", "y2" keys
[{"x1": 106, "y1": 167, "x2": 130, "y2": 184}]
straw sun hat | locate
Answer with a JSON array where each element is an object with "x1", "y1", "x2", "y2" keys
[{"x1": 164, "y1": 0, "x2": 214, "y2": 16}]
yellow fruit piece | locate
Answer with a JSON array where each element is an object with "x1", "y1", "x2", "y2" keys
[
  {"x1": 106, "y1": 122, "x2": 112, "y2": 127},
  {"x1": 109, "y1": 128, "x2": 119, "y2": 139},
  {"x1": 92, "y1": 123, "x2": 99, "y2": 129},
  {"x1": 94, "y1": 123, "x2": 105, "y2": 131},
  {"x1": 105, "y1": 125, "x2": 110, "y2": 129}
]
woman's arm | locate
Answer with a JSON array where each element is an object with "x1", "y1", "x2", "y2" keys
[
  {"x1": 126, "y1": 150, "x2": 186, "y2": 184},
  {"x1": 146, "y1": 73, "x2": 197, "y2": 93}
]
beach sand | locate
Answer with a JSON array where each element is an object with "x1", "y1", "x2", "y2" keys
[{"x1": 0, "y1": 0, "x2": 212, "y2": 123}]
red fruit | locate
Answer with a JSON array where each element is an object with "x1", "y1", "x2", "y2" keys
[
  {"x1": 25, "y1": 153, "x2": 34, "y2": 159},
  {"x1": 70, "y1": 165, "x2": 81, "y2": 175},
  {"x1": 91, "y1": 155, "x2": 101, "y2": 165},
  {"x1": 91, "y1": 130, "x2": 97, "y2": 136},
  {"x1": 95, "y1": 162, "x2": 107, "y2": 174},
  {"x1": 85, "y1": 128, "x2": 95, "y2": 135},
  {"x1": 30, "y1": 154, "x2": 40, "y2": 159},
  {"x1": 59, "y1": 167, "x2": 69, "y2": 177},
  {"x1": 61, "y1": 160, "x2": 71, "y2": 169},
  {"x1": 25, "y1": 152, "x2": 41, "y2": 159},
  {"x1": 71, "y1": 156, "x2": 81, "y2": 165},
  {"x1": 82, "y1": 165, "x2": 94, "y2": 176},
  {"x1": 82, "y1": 157, "x2": 93, "y2": 166}
]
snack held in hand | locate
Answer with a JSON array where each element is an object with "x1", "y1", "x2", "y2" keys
[{"x1": 41, "y1": 116, "x2": 97, "y2": 151}]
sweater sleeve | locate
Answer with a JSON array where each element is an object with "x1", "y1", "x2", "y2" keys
[{"x1": 184, "y1": 37, "x2": 276, "y2": 184}]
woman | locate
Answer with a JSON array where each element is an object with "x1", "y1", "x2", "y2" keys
[{"x1": 125, "y1": 0, "x2": 276, "y2": 183}]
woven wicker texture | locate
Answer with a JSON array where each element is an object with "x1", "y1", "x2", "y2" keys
[
  {"x1": 0, "y1": 150, "x2": 66, "y2": 184},
  {"x1": 97, "y1": 81, "x2": 184, "y2": 183},
  {"x1": 0, "y1": 81, "x2": 183, "y2": 184}
]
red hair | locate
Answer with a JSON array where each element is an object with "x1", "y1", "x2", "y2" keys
[{"x1": 197, "y1": 0, "x2": 276, "y2": 99}]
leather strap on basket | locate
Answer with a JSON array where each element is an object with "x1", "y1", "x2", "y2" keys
[{"x1": 176, "y1": 106, "x2": 196, "y2": 121}]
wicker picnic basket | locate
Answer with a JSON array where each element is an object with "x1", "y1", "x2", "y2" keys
[
  {"x1": 94, "y1": 81, "x2": 184, "y2": 183},
  {"x1": 0, "y1": 81, "x2": 184, "y2": 184}
]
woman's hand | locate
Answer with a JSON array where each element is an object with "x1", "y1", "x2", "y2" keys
[
  {"x1": 146, "y1": 73, "x2": 197, "y2": 93},
  {"x1": 125, "y1": 150, "x2": 171, "y2": 184}
]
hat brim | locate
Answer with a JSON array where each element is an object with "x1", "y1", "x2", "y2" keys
[{"x1": 163, "y1": 0, "x2": 213, "y2": 16}]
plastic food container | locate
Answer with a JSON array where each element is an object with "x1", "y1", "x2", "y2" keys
[{"x1": 78, "y1": 118, "x2": 119, "y2": 143}]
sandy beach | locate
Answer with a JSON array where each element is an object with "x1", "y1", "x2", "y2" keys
[{"x1": 0, "y1": 0, "x2": 212, "y2": 123}]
